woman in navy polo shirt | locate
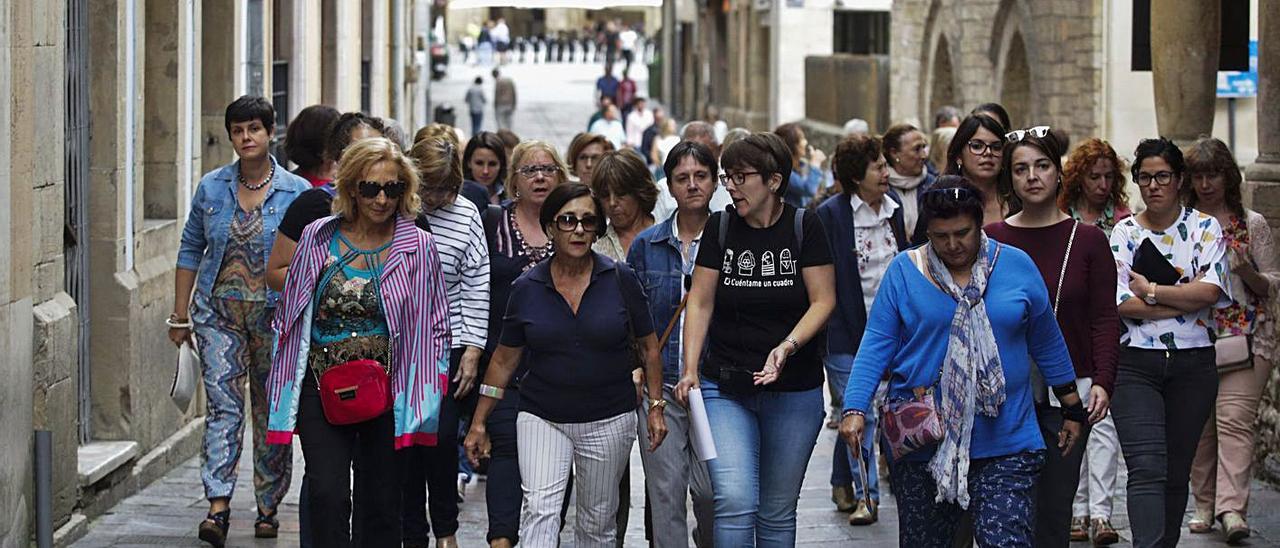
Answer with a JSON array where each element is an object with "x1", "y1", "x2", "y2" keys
[{"x1": 465, "y1": 183, "x2": 668, "y2": 546}]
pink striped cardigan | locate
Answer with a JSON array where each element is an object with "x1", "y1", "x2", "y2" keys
[{"x1": 266, "y1": 214, "x2": 452, "y2": 449}]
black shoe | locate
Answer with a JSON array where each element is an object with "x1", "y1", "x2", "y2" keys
[
  {"x1": 198, "y1": 509, "x2": 230, "y2": 547},
  {"x1": 254, "y1": 509, "x2": 279, "y2": 539}
]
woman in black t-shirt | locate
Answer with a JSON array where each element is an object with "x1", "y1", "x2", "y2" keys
[{"x1": 675, "y1": 132, "x2": 836, "y2": 545}]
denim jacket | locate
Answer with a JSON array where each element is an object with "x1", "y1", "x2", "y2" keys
[
  {"x1": 626, "y1": 213, "x2": 699, "y2": 384},
  {"x1": 177, "y1": 156, "x2": 308, "y2": 309}
]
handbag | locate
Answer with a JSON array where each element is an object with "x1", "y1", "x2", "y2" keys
[
  {"x1": 317, "y1": 359, "x2": 393, "y2": 425},
  {"x1": 170, "y1": 338, "x2": 200, "y2": 412},
  {"x1": 1215, "y1": 334, "x2": 1253, "y2": 373},
  {"x1": 879, "y1": 243, "x2": 1003, "y2": 460}
]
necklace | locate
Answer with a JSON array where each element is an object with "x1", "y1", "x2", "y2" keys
[{"x1": 238, "y1": 162, "x2": 275, "y2": 191}]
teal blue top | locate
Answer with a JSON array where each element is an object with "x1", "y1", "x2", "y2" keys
[{"x1": 310, "y1": 232, "x2": 391, "y2": 346}]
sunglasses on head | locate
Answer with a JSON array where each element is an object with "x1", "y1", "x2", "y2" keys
[
  {"x1": 554, "y1": 213, "x2": 600, "y2": 233},
  {"x1": 357, "y1": 180, "x2": 407, "y2": 199},
  {"x1": 1005, "y1": 125, "x2": 1051, "y2": 142},
  {"x1": 923, "y1": 187, "x2": 976, "y2": 201}
]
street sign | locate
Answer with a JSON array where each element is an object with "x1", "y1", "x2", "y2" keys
[{"x1": 1217, "y1": 39, "x2": 1258, "y2": 98}]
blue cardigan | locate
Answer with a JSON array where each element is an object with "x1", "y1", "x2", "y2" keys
[
  {"x1": 816, "y1": 191, "x2": 910, "y2": 355},
  {"x1": 843, "y1": 240, "x2": 1076, "y2": 460}
]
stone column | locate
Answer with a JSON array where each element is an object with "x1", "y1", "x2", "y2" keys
[
  {"x1": 289, "y1": 0, "x2": 322, "y2": 121},
  {"x1": 1150, "y1": 0, "x2": 1220, "y2": 143},
  {"x1": 322, "y1": 0, "x2": 361, "y2": 111},
  {"x1": 1244, "y1": 0, "x2": 1280, "y2": 198}
]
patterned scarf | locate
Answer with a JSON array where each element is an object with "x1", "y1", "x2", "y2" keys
[{"x1": 924, "y1": 233, "x2": 1006, "y2": 509}]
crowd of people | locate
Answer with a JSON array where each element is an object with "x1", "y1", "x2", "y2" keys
[
  {"x1": 173, "y1": 92, "x2": 1277, "y2": 548},
  {"x1": 459, "y1": 17, "x2": 654, "y2": 69}
]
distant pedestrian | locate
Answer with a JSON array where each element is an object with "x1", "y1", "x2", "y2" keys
[
  {"x1": 567, "y1": 132, "x2": 615, "y2": 187},
  {"x1": 587, "y1": 96, "x2": 614, "y2": 132},
  {"x1": 465, "y1": 77, "x2": 487, "y2": 138},
  {"x1": 284, "y1": 104, "x2": 340, "y2": 187},
  {"x1": 640, "y1": 106, "x2": 666, "y2": 167},
  {"x1": 624, "y1": 97, "x2": 653, "y2": 149},
  {"x1": 619, "y1": 25, "x2": 638, "y2": 72},
  {"x1": 616, "y1": 68, "x2": 637, "y2": 121},
  {"x1": 477, "y1": 22, "x2": 494, "y2": 66},
  {"x1": 589, "y1": 105, "x2": 626, "y2": 151},
  {"x1": 492, "y1": 18, "x2": 511, "y2": 64},
  {"x1": 773, "y1": 123, "x2": 827, "y2": 208},
  {"x1": 492, "y1": 68, "x2": 517, "y2": 131},
  {"x1": 174, "y1": 96, "x2": 306, "y2": 546},
  {"x1": 933, "y1": 105, "x2": 961, "y2": 130},
  {"x1": 651, "y1": 119, "x2": 678, "y2": 167},
  {"x1": 595, "y1": 64, "x2": 619, "y2": 108}
]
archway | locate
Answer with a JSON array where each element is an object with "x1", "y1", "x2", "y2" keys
[
  {"x1": 1000, "y1": 31, "x2": 1031, "y2": 130},
  {"x1": 928, "y1": 35, "x2": 956, "y2": 123}
]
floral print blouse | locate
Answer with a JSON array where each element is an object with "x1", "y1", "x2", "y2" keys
[{"x1": 1215, "y1": 210, "x2": 1280, "y2": 360}]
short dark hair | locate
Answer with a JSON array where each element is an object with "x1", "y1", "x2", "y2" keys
[
  {"x1": 463, "y1": 131, "x2": 508, "y2": 184},
  {"x1": 719, "y1": 132, "x2": 793, "y2": 197},
  {"x1": 540, "y1": 182, "x2": 608, "y2": 238},
  {"x1": 971, "y1": 102, "x2": 1011, "y2": 133},
  {"x1": 833, "y1": 135, "x2": 883, "y2": 196},
  {"x1": 496, "y1": 129, "x2": 521, "y2": 151},
  {"x1": 591, "y1": 150, "x2": 659, "y2": 216},
  {"x1": 284, "y1": 104, "x2": 340, "y2": 173},
  {"x1": 662, "y1": 141, "x2": 719, "y2": 183},
  {"x1": 1132, "y1": 136, "x2": 1186, "y2": 179},
  {"x1": 919, "y1": 175, "x2": 986, "y2": 230},
  {"x1": 933, "y1": 105, "x2": 960, "y2": 129},
  {"x1": 1000, "y1": 133, "x2": 1064, "y2": 201},
  {"x1": 326, "y1": 112, "x2": 386, "y2": 164},
  {"x1": 881, "y1": 123, "x2": 919, "y2": 169},
  {"x1": 224, "y1": 95, "x2": 275, "y2": 136},
  {"x1": 773, "y1": 122, "x2": 805, "y2": 157}
]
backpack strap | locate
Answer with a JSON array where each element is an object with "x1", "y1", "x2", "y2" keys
[
  {"x1": 718, "y1": 210, "x2": 730, "y2": 250},
  {"x1": 794, "y1": 207, "x2": 805, "y2": 256}
]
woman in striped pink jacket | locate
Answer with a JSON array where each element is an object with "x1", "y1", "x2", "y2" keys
[{"x1": 265, "y1": 137, "x2": 451, "y2": 546}]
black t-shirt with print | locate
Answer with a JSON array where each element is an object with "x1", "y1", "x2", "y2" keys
[{"x1": 694, "y1": 204, "x2": 833, "y2": 392}]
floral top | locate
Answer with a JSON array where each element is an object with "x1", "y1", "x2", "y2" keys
[
  {"x1": 1215, "y1": 210, "x2": 1280, "y2": 360},
  {"x1": 308, "y1": 236, "x2": 392, "y2": 375},
  {"x1": 212, "y1": 206, "x2": 267, "y2": 301},
  {"x1": 1070, "y1": 202, "x2": 1132, "y2": 239},
  {"x1": 1110, "y1": 207, "x2": 1230, "y2": 350},
  {"x1": 851, "y1": 193, "x2": 900, "y2": 313}
]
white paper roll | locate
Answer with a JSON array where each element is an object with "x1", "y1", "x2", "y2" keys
[{"x1": 687, "y1": 388, "x2": 717, "y2": 461}]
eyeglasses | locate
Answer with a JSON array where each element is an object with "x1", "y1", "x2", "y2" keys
[
  {"x1": 517, "y1": 164, "x2": 560, "y2": 179},
  {"x1": 1005, "y1": 125, "x2": 1051, "y2": 142},
  {"x1": 965, "y1": 139, "x2": 1004, "y2": 157},
  {"x1": 576, "y1": 153, "x2": 603, "y2": 166},
  {"x1": 717, "y1": 171, "x2": 762, "y2": 187},
  {"x1": 1135, "y1": 171, "x2": 1177, "y2": 187},
  {"x1": 554, "y1": 214, "x2": 600, "y2": 233},
  {"x1": 357, "y1": 180, "x2": 407, "y2": 199},
  {"x1": 922, "y1": 187, "x2": 976, "y2": 201}
]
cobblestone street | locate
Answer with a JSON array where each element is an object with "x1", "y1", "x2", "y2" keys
[{"x1": 69, "y1": 61, "x2": 1280, "y2": 547}]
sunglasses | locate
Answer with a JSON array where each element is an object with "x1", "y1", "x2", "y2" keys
[
  {"x1": 357, "y1": 180, "x2": 407, "y2": 199},
  {"x1": 554, "y1": 214, "x2": 600, "y2": 233},
  {"x1": 923, "y1": 187, "x2": 976, "y2": 201},
  {"x1": 1005, "y1": 125, "x2": 1051, "y2": 142}
]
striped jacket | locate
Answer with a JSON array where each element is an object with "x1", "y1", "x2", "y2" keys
[{"x1": 266, "y1": 214, "x2": 452, "y2": 449}]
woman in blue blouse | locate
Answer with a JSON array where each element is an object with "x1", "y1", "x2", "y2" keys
[{"x1": 839, "y1": 176, "x2": 1086, "y2": 547}]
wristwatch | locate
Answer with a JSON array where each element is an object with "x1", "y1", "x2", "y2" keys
[{"x1": 1143, "y1": 283, "x2": 1158, "y2": 306}]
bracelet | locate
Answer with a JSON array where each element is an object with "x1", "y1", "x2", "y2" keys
[
  {"x1": 648, "y1": 399, "x2": 668, "y2": 412},
  {"x1": 783, "y1": 336, "x2": 801, "y2": 354},
  {"x1": 841, "y1": 409, "x2": 865, "y2": 419},
  {"x1": 478, "y1": 384, "x2": 505, "y2": 399},
  {"x1": 166, "y1": 314, "x2": 192, "y2": 329}
]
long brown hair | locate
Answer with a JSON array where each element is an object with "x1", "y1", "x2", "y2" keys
[
  {"x1": 1181, "y1": 136, "x2": 1244, "y2": 219},
  {"x1": 1059, "y1": 138, "x2": 1129, "y2": 213}
]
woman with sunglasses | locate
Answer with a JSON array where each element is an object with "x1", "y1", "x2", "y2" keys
[
  {"x1": 924, "y1": 115, "x2": 1009, "y2": 243},
  {"x1": 840, "y1": 176, "x2": 1083, "y2": 547},
  {"x1": 675, "y1": 132, "x2": 836, "y2": 545},
  {"x1": 472, "y1": 140, "x2": 567, "y2": 547},
  {"x1": 568, "y1": 132, "x2": 616, "y2": 187},
  {"x1": 1108, "y1": 137, "x2": 1229, "y2": 548},
  {"x1": 397, "y1": 138, "x2": 491, "y2": 548},
  {"x1": 465, "y1": 183, "x2": 668, "y2": 546},
  {"x1": 985, "y1": 130, "x2": 1120, "y2": 547},
  {"x1": 1181, "y1": 137, "x2": 1280, "y2": 543},
  {"x1": 265, "y1": 137, "x2": 451, "y2": 547}
]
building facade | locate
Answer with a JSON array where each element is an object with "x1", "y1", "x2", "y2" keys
[{"x1": 1, "y1": 1, "x2": 439, "y2": 544}]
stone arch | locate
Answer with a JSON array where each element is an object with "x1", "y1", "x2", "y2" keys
[
  {"x1": 999, "y1": 31, "x2": 1031, "y2": 130},
  {"x1": 926, "y1": 34, "x2": 958, "y2": 125},
  {"x1": 989, "y1": 0, "x2": 1036, "y2": 129}
]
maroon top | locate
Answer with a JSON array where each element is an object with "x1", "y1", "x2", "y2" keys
[{"x1": 986, "y1": 219, "x2": 1120, "y2": 395}]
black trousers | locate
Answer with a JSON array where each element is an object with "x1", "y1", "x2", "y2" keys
[
  {"x1": 1032, "y1": 404, "x2": 1092, "y2": 547},
  {"x1": 298, "y1": 373, "x2": 401, "y2": 548},
  {"x1": 401, "y1": 349, "x2": 465, "y2": 541}
]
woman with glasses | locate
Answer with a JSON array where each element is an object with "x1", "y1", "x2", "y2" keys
[
  {"x1": 816, "y1": 134, "x2": 910, "y2": 525},
  {"x1": 1060, "y1": 138, "x2": 1133, "y2": 236},
  {"x1": 882, "y1": 123, "x2": 935, "y2": 238},
  {"x1": 568, "y1": 132, "x2": 616, "y2": 187},
  {"x1": 265, "y1": 137, "x2": 452, "y2": 547},
  {"x1": 398, "y1": 138, "x2": 491, "y2": 548},
  {"x1": 986, "y1": 129, "x2": 1120, "y2": 547},
  {"x1": 472, "y1": 140, "x2": 567, "y2": 547},
  {"x1": 840, "y1": 176, "x2": 1084, "y2": 547},
  {"x1": 1109, "y1": 137, "x2": 1229, "y2": 548},
  {"x1": 1182, "y1": 137, "x2": 1280, "y2": 543},
  {"x1": 464, "y1": 131, "x2": 509, "y2": 206},
  {"x1": 591, "y1": 150, "x2": 659, "y2": 261},
  {"x1": 465, "y1": 183, "x2": 668, "y2": 546},
  {"x1": 930, "y1": 115, "x2": 1009, "y2": 243},
  {"x1": 675, "y1": 132, "x2": 836, "y2": 545}
]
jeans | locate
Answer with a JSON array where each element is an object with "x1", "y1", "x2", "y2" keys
[
  {"x1": 401, "y1": 349, "x2": 464, "y2": 541},
  {"x1": 485, "y1": 386, "x2": 523, "y2": 543},
  {"x1": 1032, "y1": 403, "x2": 1090, "y2": 547},
  {"x1": 824, "y1": 353, "x2": 879, "y2": 502},
  {"x1": 1112, "y1": 346, "x2": 1217, "y2": 548},
  {"x1": 469, "y1": 110, "x2": 483, "y2": 138},
  {"x1": 702, "y1": 380, "x2": 823, "y2": 547},
  {"x1": 894, "y1": 451, "x2": 1044, "y2": 547}
]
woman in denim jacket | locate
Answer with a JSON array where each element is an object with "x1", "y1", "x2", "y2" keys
[
  {"x1": 169, "y1": 96, "x2": 308, "y2": 546},
  {"x1": 626, "y1": 141, "x2": 719, "y2": 547}
]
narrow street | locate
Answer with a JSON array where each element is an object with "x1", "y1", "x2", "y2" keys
[{"x1": 69, "y1": 60, "x2": 1280, "y2": 548}]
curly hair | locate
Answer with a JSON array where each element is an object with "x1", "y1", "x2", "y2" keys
[
  {"x1": 1059, "y1": 138, "x2": 1129, "y2": 213},
  {"x1": 1181, "y1": 136, "x2": 1244, "y2": 219},
  {"x1": 832, "y1": 134, "x2": 883, "y2": 196},
  {"x1": 332, "y1": 137, "x2": 422, "y2": 221}
]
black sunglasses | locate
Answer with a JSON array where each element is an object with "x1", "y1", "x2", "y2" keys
[
  {"x1": 554, "y1": 214, "x2": 601, "y2": 233},
  {"x1": 357, "y1": 180, "x2": 407, "y2": 200}
]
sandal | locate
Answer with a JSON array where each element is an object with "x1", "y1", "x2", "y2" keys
[
  {"x1": 1188, "y1": 508, "x2": 1214, "y2": 534},
  {"x1": 197, "y1": 509, "x2": 230, "y2": 547},
  {"x1": 254, "y1": 509, "x2": 279, "y2": 539}
]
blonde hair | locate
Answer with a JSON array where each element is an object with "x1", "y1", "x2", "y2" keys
[
  {"x1": 505, "y1": 140, "x2": 569, "y2": 200},
  {"x1": 929, "y1": 127, "x2": 956, "y2": 174},
  {"x1": 409, "y1": 138, "x2": 464, "y2": 194},
  {"x1": 332, "y1": 137, "x2": 422, "y2": 220},
  {"x1": 414, "y1": 123, "x2": 461, "y2": 149}
]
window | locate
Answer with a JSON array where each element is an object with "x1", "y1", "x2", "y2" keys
[
  {"x1": 271, "y1": 60, "x2": 289, "y2": 164},
  {"x1": 833, "y1": 11, "x2": 890, "y2": 55}
]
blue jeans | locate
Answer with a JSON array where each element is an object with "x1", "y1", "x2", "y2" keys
[
  {"x1": 824, "y1": 353, "x2": 879, "y2": 502},
  {"x1": 702, "y1": 379, "x2": 823, "y2": 547},
  {"x1": 893, "y1": 450, "x2": 1045, "y2": 547}
]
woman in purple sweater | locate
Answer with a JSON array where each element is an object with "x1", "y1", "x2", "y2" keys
[{"x1": 985, "y1": 128, "x2": 1121, "y2": 547}]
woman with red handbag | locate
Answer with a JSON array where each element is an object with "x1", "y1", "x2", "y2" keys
[
  {"x1": 839, "y1": 176, "x2": 1086, "y2": 547},
  {"x1": 265, "y1": 137, "x2": 452, "y2": 547}
]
